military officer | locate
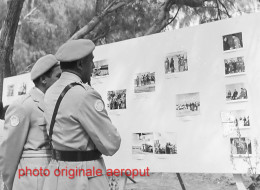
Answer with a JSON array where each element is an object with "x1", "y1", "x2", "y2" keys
[
  {"x1": 0, "y1": 54, "x2": 61, "y2": 190},
  {"x1": 43, "y1": 39, "x2": 121, "y2": 190}
]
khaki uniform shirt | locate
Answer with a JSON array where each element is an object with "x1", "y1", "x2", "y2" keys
[
  {"x1": 0, "y1": 88, "x2": 51, "y2": 190},
  {"x1": 44, "y1": 72, "x2": 121, "y2": 155}
]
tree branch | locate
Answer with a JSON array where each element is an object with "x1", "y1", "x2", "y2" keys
[
  {"x1": 216, "y1": 0, "x2": 221, "y2": 20},
  {"x1": 18, "y1": 7, "x2": 37, "y2": 26},
  {"x1": 167, "y1": 6, "x2": 181, "y2": 25},
  {"x1": 69, "y1": 0, "x2": 127, "y2": 40},
  {"x1": 218, "y1": 0, "x2": 231, "y2": 18}
]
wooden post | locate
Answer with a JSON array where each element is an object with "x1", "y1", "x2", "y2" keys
[
  {"x1": 176, "y1": 173, "x2": 186, "y2": 190},
  {"x1": 233, "y1": 174, "x2": 247, "y2": 190}
]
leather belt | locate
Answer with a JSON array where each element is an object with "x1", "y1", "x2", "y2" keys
[{"x1": 52, "y1": 149, "x2": 102, "y2": 162}]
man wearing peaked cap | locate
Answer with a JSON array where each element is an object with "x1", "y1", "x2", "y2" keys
[
  {"x1": 43, "y1": 39, "x2": 121, "y2": 190},
  {"x1": 0, "y1": 54, "x2": 61, "y2": 190}
]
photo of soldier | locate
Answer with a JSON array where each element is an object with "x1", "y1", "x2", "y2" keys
[
  {"x1": 7, "y1": 85, "x2": 14, "y2": 97},
  {"x1": 176, "y1": 92, "x2": 200, "y2": 117},
  {"x1": 224, "y1": 56, "x2": 245, "y2": 75},
  {"x1": 223, "y1": 32, "x2": 243, "y2": 51},
  {"x1": 17, "y1": 83, "x2": 27, "y2": 95},
  {"x1": 230, "y1": 137, "x2": 252, "y2": 155},
  {"x1": 221, "y1": 110, "x2": 250, "y2": 128},
  {"x1": 226, "y1": 83, "x2": 248, "y2": 101},
  {"x1": 154, "y1": 132, "x2": 177, "y2": 155},
  {"x1": 132, "y1": 132, "x2": 154, "y2": 155},
  {"x1": 134, "y1": 72, "x2": 155, "y2": 93},
  {"x1": 164, "y1": 51, "x2": 188, "y2": 74},
  {"x1": 92, "y1": 59, "x2": 109, "y2": 77},
  {"x1": 107, "y1": 89, "x2": 126, "y2": 110}
]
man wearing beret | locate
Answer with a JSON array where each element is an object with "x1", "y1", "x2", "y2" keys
[
  {"x1": 0, "y1": 54, "x2": 61, "y2": 190},
  {"x1": 43, "y1": 39, "x2": 121, "y2": 190}
]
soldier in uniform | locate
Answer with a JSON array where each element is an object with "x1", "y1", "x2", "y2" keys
[
  {"x1": 43, "y1": 39, "x2": 121, "y2": 190},
  {"x1": 0, "y1": 54, "x2": 61, "y2": 190}
]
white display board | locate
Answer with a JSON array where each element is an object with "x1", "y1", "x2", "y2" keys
[
  {"x1": 92, "y1": 13, "x2": 260, "y2": 174},
  {"x1": 2, "y1": 73, "x2": 34, "y2": 106},
  {"x1": 2, "y1": 13, "x2": 260, "y2": 174}
]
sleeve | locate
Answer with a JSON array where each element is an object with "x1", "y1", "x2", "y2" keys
[
  {"x1": 0, "y1": 102, "x2": 30, "y2": 190},
  {"x1": 77, "y1": 89, "x2": 121, "y2": 156}
]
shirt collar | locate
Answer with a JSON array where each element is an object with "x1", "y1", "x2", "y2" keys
[
  {"x1": 35, "y1": 87, "x2": 44, "y2": 96},
  {"x1": 60, "y1": 72, "x2": 82, "y2": 82}
]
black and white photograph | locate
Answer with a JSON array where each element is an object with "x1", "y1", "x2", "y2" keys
[
  {"x1": 132, "y1": 132, "x2": 154, "y2": 155},
  {"x1": 154, "y1": 132, "x2": 177, "y2": 154},
  {"x1": 224, "y1": 56, "x2": 245, "y2": 76},
  {"x1": 223, "y1": 32, "x2": 243, "y2": 51},
  {"x1": 226, "y1": 83, "x2": 248, "y2": 102},
  {"x1": 7, "y1": 85, "x2": 14, "y2": 97},
  {"x1": 230, "y1": 137, "x2": 252, "y2": 155},
  {"x1": 134, "y1": 72, "x2": 155, "y2": 93},
  {"x1": 107, "y1": 89, "x2": 126, "y2": 110},
  {"x1": 18, "y1": 83, "x2": 27, "y2": 95},
  {"x1": 92, "y1": 59, "x2": 109, "y2": 78},
  {"x1": 176, "y1": 92, "x2": 200, "y2": 117},
  {"x1": 221, "y1": 110, "x2": 250, "y2": 128},
  {"x1": 164, "y1": 51, "x2": 188, "y2": 74}
]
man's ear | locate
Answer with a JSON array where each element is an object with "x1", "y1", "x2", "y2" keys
[
  {"x1": 76, "y1": 60, "x2": 83, "y2": 70},
  {"x1": 40, "y1": 75, "x2": 47, "y2": 85}
]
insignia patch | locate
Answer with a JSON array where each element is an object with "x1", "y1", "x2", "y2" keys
[
  {"x1": 95, "y1": 100, "x2": 104, "y2": 112},
  {"x1": 10, "y1": 115, "x2": 19, "y2": 127}
]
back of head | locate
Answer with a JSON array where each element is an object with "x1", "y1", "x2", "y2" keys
[
  {"x1": 31, "y1": 54, "x2": 59, "y2": 82},
  {"x1": 31, "y1": 54, "x2": 61, "y2": 92},
  {"x1": 55, "y1": 39, "x2": 95, "y2": 84},
  {"x1": 55, "y1": 39, "x2": 95, "y2": 64}
]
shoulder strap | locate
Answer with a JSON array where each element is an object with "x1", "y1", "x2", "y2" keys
[{"x1": 49, "y1": 82, "x2": 84, "y2": 148}]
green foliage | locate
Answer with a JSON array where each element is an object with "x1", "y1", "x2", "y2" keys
[
  {"x1": 0, "y1": 0, "x2": 7, "y2": 29},
  {"x1": 1, "y1": 0, "x2": 257, "y2": 74}
]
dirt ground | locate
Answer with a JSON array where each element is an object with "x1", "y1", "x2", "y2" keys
[
  {"x1": 0, "y1": 173, "x2": 255, "y2": 190},
  {"x1": 124, "y1": 173, "x2": 253, "y2": 190}
]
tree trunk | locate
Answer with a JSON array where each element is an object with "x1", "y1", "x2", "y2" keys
[{"x1": 0, "y1": 0, "x2": 25, "y2": 102}]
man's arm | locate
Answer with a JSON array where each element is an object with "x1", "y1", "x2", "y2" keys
[
  {"x1": 77, "y1": 89, "x2": 121, "y2": 156},
  {"x1": 0, "y1": 102, "x2": 30, "y2": 190}
]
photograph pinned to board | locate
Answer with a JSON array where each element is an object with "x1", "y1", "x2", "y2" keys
[
  {"x1": 224, "y1": 56, "x2": 245, "y2": 76},
  {"x1": 164, "y1": 51, "x2": 188, "y2": 78},
  {"x1": 154, "y1": 132, "x2": 177, "y2": 156},
  {"x1": 176, "y1": 92, "x2": 200, "y2": 117},
  {"x1": 92, "y1": 59, "x2": 109, "y2": 78},
  {"x1": 18, "y1": 83, "x2": 27, "y2": 96},
  {"x1": 223, "y1": 32, "x2": 243, "y2": 52},
  {"x1": 134, "y1": 72, "x2": 155, "y2": 93},
  {"x1": 7, "y1": 84, "x2": 15, "y2": 97},
  {"x1": 107, "y1": 89, "x2": 126, "y2": 110},
  {"x1": 132, "y1": 132, "x2": 154, "y2": 159},
  {"x1": 230, "y1": 137, "x2": 252, "y2": 156},
  {"x1": 226, "y1": 83, "x2": 248, "y2": 103},
  {"x1": 221, "y1": 110, "x2": 250, "y2": 129}
]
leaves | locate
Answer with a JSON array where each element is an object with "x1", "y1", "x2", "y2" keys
[{"x1": 0, "y1": 0, "x2": 258, "y2": 75}]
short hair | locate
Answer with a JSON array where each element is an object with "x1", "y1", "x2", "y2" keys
[
  {"x1": 60, "y1": 53, "x2": 93, "y2": 71},
  {"x1": 60, "y1": 61, "x2": 78, "y2": 70}
]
